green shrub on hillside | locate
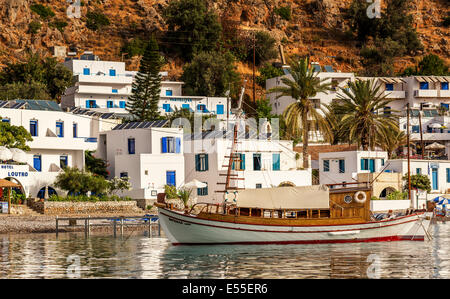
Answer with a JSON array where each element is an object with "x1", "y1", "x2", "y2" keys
[
  {"x1": 85, "y1": 11, "x2": 110, "y2": 31},
  {"x1": 274, "y1": 6, "x2": 292, "y2": 21},
  {"x1": 28, "y1": 21, "x2": 42, "y2": 34},
  {"x1": 30, "y1": 3, "x2": 55, "y2": 20}
]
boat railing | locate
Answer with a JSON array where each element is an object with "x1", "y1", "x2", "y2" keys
[{"x1": 326, "y1": 181, "x2": 370, "y2": 191}]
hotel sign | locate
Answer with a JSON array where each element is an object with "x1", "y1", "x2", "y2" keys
[{"x1": 1, "y1": 164, "x2": 29, "y2": 177}]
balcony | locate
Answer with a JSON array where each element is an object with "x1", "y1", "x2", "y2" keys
[
  {"x1": 383, "y1": 90, "x2": 406, "y2": 99},
  {"x1": 77, "y1": 85, "x2": 131, "y2": 95},
  {"x1": 439, "y1": 90, "x2": 450, "y2": 98},
  {"x1": 414, "y1": 89, "x2": 438, "y2": 98},
  {"x1": 75, "y1": 74, "x2": 133, "y2": 85}
]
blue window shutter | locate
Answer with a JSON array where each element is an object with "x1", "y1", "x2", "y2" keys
[
  {"x1": 175, "y1": 137, "x2": 181, "y2": 153},
  {"x1": 241, "y1": 154, "x2": 246, "y2": 170},
  {"x1": 205, "y1": 154, "x2": 209, "y2": 171},
  {"x1": 161, "y1": 137, "x2": 167, "y2": 153},
  {"x1": 272, "y1": 153, "x2": 280, "y2": 171},
  {"x1": 447, "y1": 168, "x2": 450, "y2": 183},
  {"x1": 195, "y1": 155, "x2": 200, "y2": 171},
  {"x1": 86, "y1": 100, "x2": 90, "y2": 108},
  {"x1": 217, "y1": 104, "x2": 224, "y2": 115},
  {"x1": 109, "y1": 69, "x2": 116, "y2": 76},
  {"x1": 33, "y1": 155, "x2": 41, "y2": 172}
]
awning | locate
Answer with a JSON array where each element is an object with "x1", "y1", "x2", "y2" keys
[
  {"x1": 429, "y1": 123, "x2": 443, "y2": 129},
  {"x1": 378, "y1": 77, "x2": 406, "y2": 84},
  {"x1": 233, "y1": 185, "x2": 330, "y2": 210},
  {"x1": 425, "y1": 142, "x2": 446, "y2": 150}
]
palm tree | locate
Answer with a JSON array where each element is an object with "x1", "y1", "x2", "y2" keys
[
  {"x1": 377, "y1": 126, "x2": 409, "y2": 158},
  {"x1": 336, "y1": 79, "x2": 398, "y2": 151},
  {"x1": 268, "y1": 57, "x2": 333, "y2": 168}
]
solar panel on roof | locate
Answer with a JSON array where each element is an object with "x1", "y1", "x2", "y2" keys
[
  {"x1": 0, "y1": 101, "x2": 8, "y2": 108},
  {"x1": 10, "y1": 102, "x2": 26, "y2": 109},
  {"x1": 324, "y1": 65, "x2": 334, "y2": 72}
]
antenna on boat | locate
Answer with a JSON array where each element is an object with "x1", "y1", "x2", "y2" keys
[{"x1": 406, "y1": 103, "x2": 412, "y2": 208}]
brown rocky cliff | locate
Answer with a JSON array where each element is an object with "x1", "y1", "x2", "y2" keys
[{"x1": 0, "y1": 0, "x2": 448, "y2": 78}]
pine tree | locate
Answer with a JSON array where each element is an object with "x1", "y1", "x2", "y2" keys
[{"x1": 126, "y1": 37, "x2": 163, "y2": 121}]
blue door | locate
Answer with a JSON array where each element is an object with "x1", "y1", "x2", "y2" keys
[
  {"x1": 33, "y1": 155, "x2": 42, "y2": 172},
  {"x1": 216, "y1": 104, "x2": 224, "y2": 115},
  {"x1": 166, "y1": 171, "x2": 176, "y2": 186},
  {"x1": 432, "y1": 168, "x2": 438, "y2": 190},
  {"x1": 369, "y1": 159, "x2": 375, "y2": 173}
]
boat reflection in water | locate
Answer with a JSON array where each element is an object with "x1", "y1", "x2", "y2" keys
[{"x1": 0, "y1": 224, "x2": 449, "y2": 278}]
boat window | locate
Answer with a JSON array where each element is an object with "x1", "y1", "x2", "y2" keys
[
  {"x1": 240, "y1": 208, "x2": 250, "y2": 216},
  {"x1": 297, "y1": 210, "x2": 308, "y2": 218},
  {"x1": 263, "y1": 210, "x2": 272, "y2": 218},
  {"x1": 272, "y1": 210, "x2": 282, "y2": 218},
  {"x1": 320, "y1": 210, "x2": 330, "y2": 218},
  {"x1": 251, "y1": 209, "x2": 262, "y2": 217},
  {"x1": 311, "y1": 210, "x2": 319, "y2": 218},
  {"x1": 285, "y1": 211, "x2": 296, "y2": 218}
]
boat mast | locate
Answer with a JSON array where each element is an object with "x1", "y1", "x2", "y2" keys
[
  {"x1": 224, "y1": 82, "x2": 246, "y2": 192},
  {"x1": 406, "y1": 103, "x2": 412, "y2": 207}
]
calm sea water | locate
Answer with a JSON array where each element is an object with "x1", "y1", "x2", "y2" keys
[{"x1": 0, "y1": 223, "x2": 449, "y2": 279}]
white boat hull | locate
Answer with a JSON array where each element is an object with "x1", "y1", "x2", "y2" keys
[{"x1": 158, "y1": 208, "x2": 432, "y2": 245}]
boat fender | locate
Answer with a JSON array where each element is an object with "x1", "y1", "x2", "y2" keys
[{"x1": 354, "y1": 191, "x2": 367, "y2": 203}]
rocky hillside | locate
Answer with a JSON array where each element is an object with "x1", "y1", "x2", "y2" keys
[{"x1": 0, "y1": 0, "x2": 449, "y2": 82}]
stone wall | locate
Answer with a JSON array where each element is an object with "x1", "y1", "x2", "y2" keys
[{"x1": 29, "y1": 200, "x2": 143, "y2": 215}]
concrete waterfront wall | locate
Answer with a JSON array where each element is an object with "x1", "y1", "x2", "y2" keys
[{"x1": 29, "y1": 200, "x2": 143, "y2": 215}]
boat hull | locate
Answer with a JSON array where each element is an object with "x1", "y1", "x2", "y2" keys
[{"x1": 158, "y1": 208, "x2": 432, "y2": 245}]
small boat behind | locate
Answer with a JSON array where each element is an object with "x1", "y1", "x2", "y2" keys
[{"x1": 157, "y1": 183, "x2": 433, "y2": 245}]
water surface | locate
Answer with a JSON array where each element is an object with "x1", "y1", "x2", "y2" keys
[{"x1": 1, "y1": 223, "x2": 449, "y2": 279}]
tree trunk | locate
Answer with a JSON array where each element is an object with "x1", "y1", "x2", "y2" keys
[{"x1": 302, "y1": 109, "x2": 309, "y2": 169}]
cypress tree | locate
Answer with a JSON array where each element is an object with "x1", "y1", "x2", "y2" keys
[{"x1": 126, "y1": 36, "x2": 163, "y2": 121}]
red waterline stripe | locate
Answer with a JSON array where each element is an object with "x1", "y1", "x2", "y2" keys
[
  {"x1": 171, "y1": 235, "x2": 424, "y2": 246},
  {"x1": 159, "y1": 208, "x2": 423, "y2": 227},
  {"x1": 159, "y1": 210, "x2": 418, "y2": 234}
]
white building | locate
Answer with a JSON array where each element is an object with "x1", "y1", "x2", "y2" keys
[
  {"x1": 386, "y1": 159, "x2": 450, "y2": 194},
  {"x1": 318, "y1": 150, "x2": 389, "y2": 186},
  {"x1": 184, "y1": 130, "x2": 312, "y2": 204},
  {"x1": 61, "y1": 56, "x2": 231, "y2": 119},
  {"x1": 97, "y1": 120, "x2": 185, "y2": 200},
  {"x1": 0, "y1": 100, "x2": 120, "y2": 198}
]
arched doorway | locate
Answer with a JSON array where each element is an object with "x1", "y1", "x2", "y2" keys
[
  {"x1": 379, "y1": 187, "x2": 396, "y2": 199},
  {"x1": 278, "y1": 181, "x2": 295, "y2": 187},
  {"x1": 1, "y1": 177, "x2": 25, "y2": 204},
  {"x1": 37, "y1": 186, "x2": 57, "y2": 199}
]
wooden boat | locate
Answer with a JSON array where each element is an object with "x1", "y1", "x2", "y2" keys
[{"x1": 156, "y1": 183, "x2": 433, "y2": 245}]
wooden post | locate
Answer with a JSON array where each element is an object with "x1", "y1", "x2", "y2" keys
[
  {"x1": 113, "y1": 219, "x2": 117, "y2": 238},
  {"x1": 120, "y1": 216, "x2": 124, "y2": 237},
  {"x1": 158, "y1": 219, "x2": 161, "y2": 236},
  {"x1": 148, "y1": 218, "x2": 152, "y2": 238},
  {"x1": 7, "y1": 187, "x2": 11, "y2": 214},
  {"x1": 87, "y1": 215, "x2": 90, "y2": 236},
  {"x1": 55, "y1": 216, "x2": 59, "y2": 237}
]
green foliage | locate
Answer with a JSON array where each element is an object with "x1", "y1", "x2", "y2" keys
[
  {"x1": 400, "y1": 54, "x2": 450, "y2": 76},
  {"x1": 386, "y1": 191, "x2": 408, "y2": 200},
  {"x1": 0, "y1": 53, "x2": 73, "y2": 100},
  {"x1": 348, "y1": 0, "x2": 422, "y2": 76},
  {"x1": 0, "y1": 122, "x2": 33, "y2": 151},
  {"x1": 10, "y1": 190, "x2": 26, "y2": 204},
  {"x1": 443, "y1": 16, "x2": 450, "y2": 27},
  {"x1": 178, "y1": 188, "x2": 192, "y2": 208},
  {"x1": 416, "y1": 54, "x2": 449, "y2": 76},
  {"x1": 28, "y1": 21, "x2": 42, "y2": 34},
  {"x1": 256, "y1": 63, "x2": 284, "y2": 87},
  {"x1": 85, "y1": 150, "x2": 108, "y2": 178},
  {"x1": 126, "y1": 36, "x2": 163, "y2": 121},
  {"x1": 85, "y1": 11, "x2": 110, "y2": 31},
  {"x1": 274, "y1": 6, "x2": 292, "y2": 21},
  {"x1": 247, "y1": 31, "x2": 278, "y2": 66},
  {"x1": 166, "y1": 106, "x2": 218, "y2": 133},
  {"x1": 30, "y1": 3, "x2": 55, "y2": 20},
  {"x1": 403, "y1": 174, "x2": 431, "y2": 192},
  {"x1": 108, "y1": 177, "x2": 131, "y2": 196},
  {"x1": 121, "y1": 37, "x2": 147, "y2": 58},
  {"x1": 162, "y1": 0, "x2": 222, "y2": 61},
  {"x1": 164, "y1": 184, "x2": 178, "y2": 199},
  {"x1": 54, "y1": 167, "x2": 110, "y2": 196},
  {"x1": 49, "y1": 20, "x2": 68, "y2": 32},
  {"x1": 181, "y1": 50, "x2": 240, "y2": 97},
  {"x1": 0, "y1": 81, "x2": 51, "y2": 101}
]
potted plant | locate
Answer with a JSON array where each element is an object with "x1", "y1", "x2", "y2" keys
[{"x1": 177, "y1": 188, "x2": 192, "y2": 213}]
